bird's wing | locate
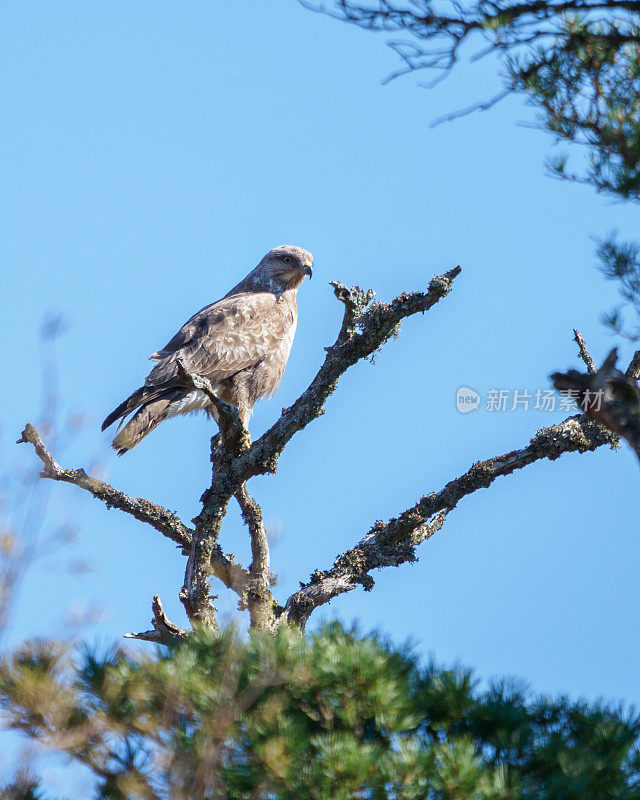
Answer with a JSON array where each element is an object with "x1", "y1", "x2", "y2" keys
[{"x1": 145, "y1": 292, "x2": 293, "y2": 388}]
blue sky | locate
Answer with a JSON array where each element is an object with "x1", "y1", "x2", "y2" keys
[{"x1": 2, "y1": 0, "x2": 639, "y2": 740}]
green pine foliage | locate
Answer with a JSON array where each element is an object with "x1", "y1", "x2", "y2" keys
[
  {"x1": 312, "y1": 1, "x2": 640, "y2": 336},
  {"x1": 595, "y1": 233, "x2": 640, "y2": 339},
  {"x1": 508, "y1": 12, "x2": 640, "y2": 336},
  {"x1": 315, "y1": 1, "x2": 640, "y2": 200},
  {"x1": 1, "y1": 623, "x2": 639, "y2": 799},
  {"x1": 510, "y1": 14, "x2": 640, "y2": 201}
]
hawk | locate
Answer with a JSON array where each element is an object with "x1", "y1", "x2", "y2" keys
[{"x1": 102, "y1": 245, "x2": 313, "y2": 454}]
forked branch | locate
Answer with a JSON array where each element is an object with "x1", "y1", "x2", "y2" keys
[
  {"x1": 181, "y1": 267, "x2": 462, "y2": 632},
  {"x1": 17, "y1": 423, "x2": 249, "y2": 625},
  {"x1": 35, "y1": 266, "x2": 621, "y2": 639},
  {"x1": 24, "y1": 270, "x2": 637, "y2": 638}
]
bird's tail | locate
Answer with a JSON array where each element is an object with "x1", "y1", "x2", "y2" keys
[
  {"x1": 102, "y1": 386, "x2": 149, "y2": 433},
  {"x1": 102, "y1": 387, "x2": 177, "y2": 455},
  {"x1": 111, "y1": 397, "x2": 176, "y2": 455}
]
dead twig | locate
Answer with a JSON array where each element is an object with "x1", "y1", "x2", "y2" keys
[
  {"x1": 124, "y1": 594, "x2": 189, "y2": 643},
  {"x1": 573, "y1": 329, "x2": 597, "y2": 375}
]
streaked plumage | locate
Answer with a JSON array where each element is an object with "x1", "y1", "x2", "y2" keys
[{"x1": 102, "y1": 245, "x2": 313, "y2": 454}]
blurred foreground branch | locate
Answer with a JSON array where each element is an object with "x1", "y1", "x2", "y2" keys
[{"x1": 552, "y1": 348, "x2": 640, "y2": 461}]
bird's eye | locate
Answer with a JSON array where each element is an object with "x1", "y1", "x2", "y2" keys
[{"x1": 283, "y1": 256, "x2": 292, "y2": 264}]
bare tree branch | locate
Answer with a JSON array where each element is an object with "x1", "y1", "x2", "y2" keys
[
  {"x1": 573, "y1": 329, "x2": 597, "y2": 374},
  {"x1": 283, "y1": 412, "x2": 616, "y2": 626},
  {"x1": 17, "y1": 424, "x2": 193, "y2": 552},
  {"x1": 180, "y1": 268, "x2": 462, "y2": 632},
  {"x1": 18, "y1": 422, "x2": 249, "y2": 627},
  {"x1": 552, "y1": 348, "x2": 640, "y2": 461},
  {"x1": 20, "y1": 265, "x2": 638, "y2": 638},
  {"x1": 235, "y1": 484, "x2": 275, "y2": 630},
  {"x1": 19, "y1": 267, "x2": 468, "y2": 637},
  {"x1": 124, "y1": 594, "x2": 189, "y2": 643}
]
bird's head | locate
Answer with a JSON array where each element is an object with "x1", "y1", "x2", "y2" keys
[{"x1": 259, "y1": 245, "x2": 313, "y2": 290}]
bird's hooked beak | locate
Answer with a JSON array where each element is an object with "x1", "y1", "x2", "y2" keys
[{"x1": 302, "y1": 259, "x2": 313, "y2": 280}]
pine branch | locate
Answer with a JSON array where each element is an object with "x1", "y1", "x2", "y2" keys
[
  {"x1": 305, "y1": 0, "x2": 640, "y2": 79},
  {"x1": 306, "y1": 2, "x2": 640, "y2": 200}
]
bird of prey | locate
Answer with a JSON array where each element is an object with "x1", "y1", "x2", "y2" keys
[{"x1": 102, "y1": 245, "x2": 313, "y2": 454}]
